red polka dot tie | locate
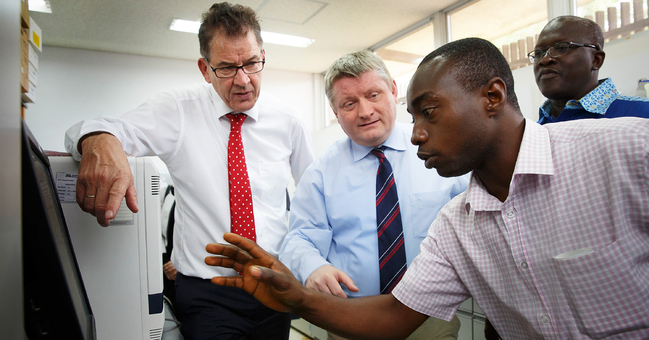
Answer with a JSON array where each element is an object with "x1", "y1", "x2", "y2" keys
[{"x1": 226, "y1": 113, "x2": 256, "y2": 242}]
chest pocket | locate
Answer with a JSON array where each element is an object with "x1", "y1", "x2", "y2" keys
[{"x1": 255, "y1": 161, "x2": 290, "y2": 207}]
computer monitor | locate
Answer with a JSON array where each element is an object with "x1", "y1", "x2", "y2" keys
[{"x1": 22, "y1": 120, "x2": 96, "y2": 340}]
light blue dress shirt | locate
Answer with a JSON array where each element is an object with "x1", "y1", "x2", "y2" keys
[{"x1": 280, "y1": 123, "x2": 469, "y2": 297}]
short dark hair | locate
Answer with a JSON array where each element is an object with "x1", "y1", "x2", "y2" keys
[
  {"x1": 199, "y1": 2, "x2": 263, "y2": 59},
  {"x1": 419, "y1": 37, "x2": 520, "y2": 110},
  {"x1": 546, "y1": 15, "x2": 604, "y2": 49}
]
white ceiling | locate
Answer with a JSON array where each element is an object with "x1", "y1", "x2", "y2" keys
[{"x1": 29, "y1": 0, "x2": 460, "y2": 74}]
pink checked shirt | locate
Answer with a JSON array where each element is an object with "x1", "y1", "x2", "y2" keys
[{"x1": 393, "y1": 118, "x2": 649, "y2": 339}]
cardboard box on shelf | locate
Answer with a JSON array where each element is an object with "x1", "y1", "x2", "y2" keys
[
  {"x1": 28, "y1": 62, "x2": 38, "y2": 86},
  {"x1": 21, "y1": 61, "x2": 29, "y2": 93},
  {"x1": 21, "y1": 0, "x2": 30, "y2": 28},
  {"x1": 22, "y1": 81, "x2": 36, "y2": 103},
  {"x1": 21, "y1": 28, "x2": 28, "y2": 58},
  {"x1": 29, "y1": 17, "x2": 42, "y2": 52},
  {"x1": 21, "y1": 29, "x2": 29, "y2": 93},
  {"x1": 28, "y1": 44, "x2": 39, "y2": 70}
]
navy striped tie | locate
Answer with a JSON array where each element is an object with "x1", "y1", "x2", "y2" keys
[{"x1": 372, "y1": 147, "x2": 407, "y2": 294}]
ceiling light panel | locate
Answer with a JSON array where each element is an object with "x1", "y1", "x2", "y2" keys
[
  {"x1": 169, "y1": 19, "x2": 314, "y2": 48},
  {"x1": 29, "y1": 0, "x2": 52, "y2": 13}
]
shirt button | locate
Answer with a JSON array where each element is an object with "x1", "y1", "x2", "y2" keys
[
  {"x1": 506, "y1": 211, "x2": 515, "y2": 219},
  {"x1": 541, "y1": 314, "x2": 550, "y2": 324},
  {"x1": 521, "y1": 262, "x2": 528, "y2": 269}
]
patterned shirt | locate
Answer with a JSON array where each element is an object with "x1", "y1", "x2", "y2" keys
[
  {"x1": 392, "y1": 118, "x2": 649, "y2": 339},
  {"x1": 538, "y1": 78, "x2": 649, "y2": 124}
]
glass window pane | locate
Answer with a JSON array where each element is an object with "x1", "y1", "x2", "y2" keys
[
  {"x1": 578, "y1": 0, "x2": 649, "y2": 32},
  {"x1": 384, "y1": 24, "x2": 436, "y2": 56},
  {"x1": 449, "y1": 0, "x2": 547, "y2": 65},
  {"x1": 375, "y1": 24, "x2": 435, "y2": 78}
]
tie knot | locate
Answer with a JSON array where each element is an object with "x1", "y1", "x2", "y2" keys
[
  {"x1": 227, "y1": 113, "x2": 247, "y2": 130},
  {"x1": 371, "y1": 146, "x2": 387, "y2": 160}
]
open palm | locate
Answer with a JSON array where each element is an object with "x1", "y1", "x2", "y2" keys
[{"x1": 205, "y1": 233, "x2": 305, "y2": 312}]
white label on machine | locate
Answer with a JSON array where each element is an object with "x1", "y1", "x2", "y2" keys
[
  {"x1": 55, "y1": 172, "x2": 78, "y2": 203},
  {"x1": 55, "y1": 171, "x2": 135, "y2": 225}
]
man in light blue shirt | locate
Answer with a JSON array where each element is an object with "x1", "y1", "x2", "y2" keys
[{"x1": 279, "y1": 51, "x2": 468, "y2": 339}]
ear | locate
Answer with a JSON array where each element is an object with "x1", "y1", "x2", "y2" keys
[
  {"x1": 390, "y1": 79, "x2": 398, "y2": 102},
  {"x1": 330, "y1": 105, "x2": 339, "y2": 120},
  {"x1": 198, "y1": 58, "x2": 212, "y2": 84},
  {"x1": 591, "y1": 50, "x2": 605, "y2": 71},
  {"x1": 482, "y1": 77, "x2": 507, "y2": 117}
]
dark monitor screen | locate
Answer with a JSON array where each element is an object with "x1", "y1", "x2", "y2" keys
[{"x1": 22, "y1": 120, "x2": 96, "y2": 340}]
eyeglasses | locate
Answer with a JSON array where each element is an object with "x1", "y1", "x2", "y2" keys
[
  {"x1": 527, "y1": 42, "x2": 598, "y2": 63},
  {"x1": 204, "y1": 57, "x2": 266, "y2": 78}
]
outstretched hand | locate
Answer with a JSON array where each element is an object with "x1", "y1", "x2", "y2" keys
[
  {"x1": 206, "y1": 234, "x2": 427, "y2": 340},
  {"x1": 205, "y1": 233, "x2": 306, "y2": 313}
]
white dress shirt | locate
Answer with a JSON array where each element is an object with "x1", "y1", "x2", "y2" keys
[{"x1": 65, "y1": 83, "x2": 315, "y2": 279}]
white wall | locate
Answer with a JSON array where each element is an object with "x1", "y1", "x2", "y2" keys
[
  {"x1": 23, "y1": 28, "x2": 649, "y2": 165},
  {"x1": 24, "y1": 46, "x2": 321, "y2": 153}
]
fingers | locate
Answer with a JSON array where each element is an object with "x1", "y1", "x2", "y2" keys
[
  {"x1": 163, "y1": 261, "x2": 177, "y2": 280},
  {"x1": 93, "y1": 182, "x2": 113, "y2": 226},
  {"x1": 211, "y1": 276, "x2": 244, "y2": 290},
  {"x1": 205, "y1": 254, "x2": 246, "y2": 273},
  {"x1": 76, "y1": 133, "x2": 136, "y2": 227},
  {"x1": 94, "y1": 175, "x2": 135, "y2": 226},
  {"x1": 306, "y1": 265, "x2": 351, "y2": 298},
  {"x1": 305, "y1": 278, "x2": 335, "y2": 296},
  {"x1": 124, "y1": 184, "x2": 139, "y2": 213},
  {"x1": 327, "y1": 277, "x2": 348, "y2": 298},
  {"x1": 306, "y1": 265, "x2": 359, "y2": 297},
  {"x1": 206, "y1": 242, "x2": 254, "y2": 263},
  {"x1": 222, "y1": 233, "x2": 259, "y2": 254},
  {"x1": 76, "y1": 181, "x2": 91, "y2": 213},
  {"x1": 337, "y1": 272, "x2": 359, "y2": 293}
]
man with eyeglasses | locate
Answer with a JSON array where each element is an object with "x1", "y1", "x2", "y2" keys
[
  {"x1": 64, "y1": 3, "x2": 314, "y2": 340},
  {"x1": 530, "y1": 15, "x2": 649, "y2": 125}
]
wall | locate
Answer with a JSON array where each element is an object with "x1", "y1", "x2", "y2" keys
[
  {"x1": 26, "y1": 27, "x2": 649, "y2": 164},
  {"x1": 23, "y1": 46, "x2": 322, "y2": 185},
  {"x1": 0, "y1": 0, "x2": 25, "y2": 338},
  {"x1": 24, "y1": 46, "x2": 321, "y2": 153},
  {"x1": 396, "y1": 29, "x2": 649, "y2": 125}
]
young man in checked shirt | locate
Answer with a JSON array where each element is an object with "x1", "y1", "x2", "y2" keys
[{"x1": 205, "y1": 37, "x2": 649, "y2": 339}]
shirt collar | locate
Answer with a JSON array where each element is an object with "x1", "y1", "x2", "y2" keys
[
  {"x1": 538, "y1": 78, "x2": 619, "y2": 120},
  {"x1": 465, "y1": 119, "x2": 554, "y2": 212},
  {"x1": 210, "y1": 86, "x2": 260, "y2": 122},
  {"x1": 350, "y1": 124, "x2": 408, "y2": 162}
]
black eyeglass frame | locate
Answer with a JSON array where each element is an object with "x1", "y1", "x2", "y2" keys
[
  {"x1": 204, "y1": 54, "x2": 266, "y2": 79},
  {"x1": 527, "y1": 42, "x2": 599, "y2": 64}
]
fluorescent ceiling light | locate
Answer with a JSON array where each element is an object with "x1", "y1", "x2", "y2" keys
[
  {"x1": 260, "y1": 31, "x2": 314, "y2": 48},
  {"x1": 29, "y1": 0, "x2": 52, "y2": 13},
  {"x1": 169, "y1": 19, "x2": 314, "y2": 48},
  {"x1": 170, "y1": 19, "x2": 201, "y2": 34}
]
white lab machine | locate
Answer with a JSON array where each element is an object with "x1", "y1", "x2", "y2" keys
[{"x1": 49, "y1": 155, "x2": 165, "y2": 340}]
